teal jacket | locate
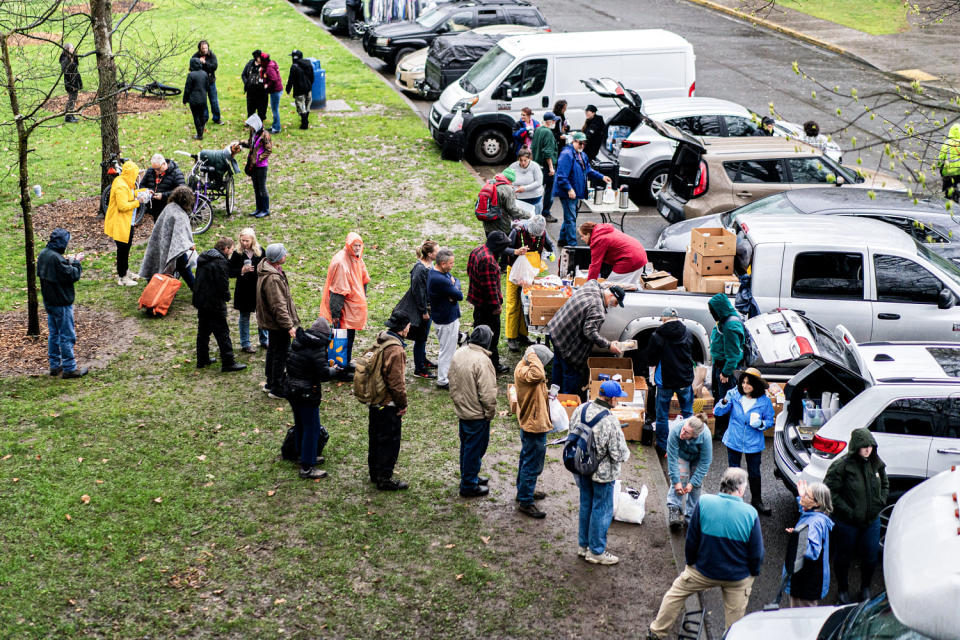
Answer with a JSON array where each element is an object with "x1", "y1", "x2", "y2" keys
[{"x1": 708, "y1": 293, "x2": 745, "y2": 376}]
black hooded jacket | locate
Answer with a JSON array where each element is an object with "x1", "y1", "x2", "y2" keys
[
  {"x1": 37, "y1": 230, "x2": 82, "y2": 307},
  {"x1": 183, "y1": 58, "x2": 209, "y2": 106},
  {"x1": 141, "y1": 160, "x2": 185, "y2": 210},
  {"x1": 645, "y1": 319, "x2": 694, "y2": 388},
  {"x1": 285, "y1": 327, "x2": 337, "y2": 405},
  {"x1": 285, "y1": 58, "x2": 315, "y2": 96},
  {"x1": 825, "y1": 428, "x2": 889, "y2": 527},
  {"x1": 190, "y1": 47, "x2": 218, "y2": 83},
  {"x1": 59, "y1": 50, "x2": 82, "y2": 93},
  {"x1": 192, "y1": 249, "x2": 230, "y2": 312}
]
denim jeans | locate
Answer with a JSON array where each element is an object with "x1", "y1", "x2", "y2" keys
[
  {"x1": 45, "y1": 304, "x2": 76, "y2": 372},
  {"x1": 519, "y1": 195, "x2": 543, "y2": 216},
  {"x1": 712, "y1": 362, "x2": 737, "y2": 438},
  {"x1": 516, "y1": 430, "x2": 546, "y2": 504},
  {"x1": 575, "y1": 475, "x2": 615, "y2": 554},
  {"x1": 541, "y1": 172, "x2": 555, "y2": 215},
  {"x1": 666, "y1": 457, "x2": 701, "y2": 524},
  {"x1": 459, "y1": 418, "x2": 490, "y2": 491},
  {"x1": 202, "y1": 81, "x2": 221, "y2": 124},
  {"x1": 289, "y1": 400, "x2": 329, "y2": 468},
  {"x1": 552, "y1": 352, "x2": 585, "y2": 398},
  {"x1": 656, "y1": 385, "x2": 694, "y2": 451},
  {"x1": 238, "y1": 311, "x2": 269, "y2": 349},
  {"x1": 174, "y1": 253, "x2": 196, "y2": 290},
  {"x1": 726, "y1": 447, "x2": 762, "y2": 479},
  {"x1": 832, "y1": 517, "x2": 881, "y2": 593},
  {"x1": 269, "y1": 91, "x2": 282, "y2": 132},
  {"x1": 251, "y1": 166, "x2": 269, "y2": 214},
  {"x1": 558, "y1": 197, "x2": 579, "y2": 246}
]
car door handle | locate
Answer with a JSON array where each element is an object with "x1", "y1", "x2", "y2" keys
[
  {"x1": 877, "y1": 313, "x2": 901, "y2": 320},
  {"x1": 736, "y1": 190, "x2": 753, "y2": 198},
  {"x1": 936, "y1": 447, "x2": 960, "y2": 454},
  {"x1": 542, "y1": 95, "x2": 549, "y2": 108}
]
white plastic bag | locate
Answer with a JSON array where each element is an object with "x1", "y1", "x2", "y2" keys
[
  {"x1": 548, "y1": 397, "x2": 569, "y2": 434},
  {"x1": 612, "y1": 480, "x2": 648, "y2": 524},
  {"x1": 509, "y1": 254, "x2": 539, "y2": 286}
]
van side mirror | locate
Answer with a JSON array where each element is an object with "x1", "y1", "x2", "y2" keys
[{"x1": 938, "y1": 288, "x2": 955, "y2": 309}]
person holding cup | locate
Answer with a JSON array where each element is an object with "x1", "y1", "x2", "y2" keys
[{"x1": 229, "y1": 227, "x2": 268, "y2": 353}]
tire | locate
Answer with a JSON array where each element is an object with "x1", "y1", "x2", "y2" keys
[
  {"x1": 190, "y1": 199, "x2": 214, "y2": 235},
  {"x1": 224, "y1": 175, "x2": 236, "y2": 216},
  {"x1": 640, "y1": 163, "x2": 671, "y2": 205},
  {"x1": 392, "y1": 47, "x2": 416, "y2": 70},
  {"x1": 146, "y1": 82, "x2": 181, "y2": 98},
  {"x1": 471, "y1": 127, "x2": 510, "y2": 165},
  {"x1": 100, "y1": 185, "x2": 111, "y2": 216}
]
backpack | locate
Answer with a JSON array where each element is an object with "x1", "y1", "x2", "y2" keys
[
  {"x1": 562, "y1": 403, "x2": 611, "y2": 477},
  {"x1": 353, "y1": 335, "x2": 400, "y2": 405},
  {"x1": 475, "y1": 176, "x2": 508, "y2": 222}
]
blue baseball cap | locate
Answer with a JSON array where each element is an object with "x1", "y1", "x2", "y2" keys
[
  {"x1": 542, "y1": 110, "x2": 557, "y2": 121},
  {"x1": 599, "y1": 380, "x2": 628, "y2": 398}
]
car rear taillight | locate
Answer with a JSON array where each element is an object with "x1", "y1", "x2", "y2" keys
[
  {"x1": 621, "y1": 140, "x2": 650, "y2": 149},
  {"x1": 688, "y1": 81, "x2": 695, "y2": 97},
  {"x1": 812, "y1": 434, "x2": 847, "y2": 457},
  {"x1": 795, "y1": 337, "x2": 814, "y2": 355},
  {"x1": 107, "y1": 168, "x2": 118, "y2": 175},
  {"x1": 691, "y1": 160, "x2": 708, "y2": 197}
]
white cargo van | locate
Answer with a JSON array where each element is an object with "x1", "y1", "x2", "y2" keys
[{"x1": 428, "y1": 29, "x2": 696, "y2": 164}]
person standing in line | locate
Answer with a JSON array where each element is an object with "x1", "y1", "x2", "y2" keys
[
  {"x1": 191, "y1": 40, "x2": 221, "y2": 125},
  {"x1": 256, "y1": 243, "x2": 300, "y2": 398},
  {"x1": 368, "y1": 310, "x2": 412, "y2": 491},
  {"x1": 104, "y1": 160, "x2": 142, "y2": 287},
  {"x1": 193, "y1": 236, "x2": 246, "y2": 373},
  {"x1": 783, "y1": 480, "x2": 834, "y2": 608},
  {"x1": 183, "y1": 57, "x2": 210, "y2": 140},
  {"x1": 647, "y1": 468, "x2": 764, "y2": 639},
  {"x1": 508, "y1": 148, "x2": 544, "y2": 215},
  {"x1": 514, "y1": 344, "x2": 554, "y2": 519},
  {"x1": 579, "y1": 221, "x2": 648, "y2": 285},
  {"x1": 571, "y1": 380, "x2": 631, "y2": 565},
  {"x1": 552, "y1": 99, "x2": 570, "y2": 150},
  {"x1": 448, "y1": 325, "x2": 497, "y2": 498},
  {"x1": 512, "y1": 107, "x2": 540, "y2": 156},
  {"x1": 243, "y1": 114, "x2": 273, "y2": 218},
  {"x1": 396, "y1": 240, "x2": 438, "y2": 379},
  {"x1": 37, "y1": 229, "x2": 87, "y2": 378},
  {"x1": 260, "y1": 52, "x2": 284, "y2": 134},
  {"x1": 242, "y1": 50, "x2": 267, "y2": 120},
  {"x1": 504, "y1": 215, "x2": 554, "y2": 352},
  {"x1": 554, "y1": 131, "x2": 611, "y2": 247},
  {"x1": 286, "y1": 50, "x2": 315, "y2": 130},
  {"x1": 467, "y1": 231, "x2": 511, "y2": 375},
  {"x1": 582, "y1": 105, "x2": 605, "y2": 160},
  {"x1": 138, "y1": 185, "x2": 196, "y2": 290},
  {"x1": 756, "y1": 116, "x2": 775, "y2": 136},
  {"x1": 531, "y1": 111, "x2": 559, "y2": 222},
  {"x1": 228, "y1": 227, "x2": 268, "y2": 353},
  {"x1": 665, "y1": 414, "x2": 712, "y2": 530},
  {"x1": 345, "y1": 0, "x2": 364, "y2": 36},
  {"x1": 824, "y1": 428, "x2": 888, "y2": 604},
  {"x1": 645, "y1": 307, "x2": 695, "y2": 456},
  {"x1": 707, "y1": 292, "x2": 745, "y2": 439},
  {"x1": 319, "y1": 232, "x2": 371, "y2": 381},
  {"x1": 937, "y1": 123, "x2": 960, "y2": 200},
  {"x1": 427, "y1": 248, "x2": 462, "y2": 390},
  {"x1": 480, "y1": 168, "x2": 530, "y2": 238},
  {"x1": 59, "y1": 43, "x2": 82, "y2": 124}
]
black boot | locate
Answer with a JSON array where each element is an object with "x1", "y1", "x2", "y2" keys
[
  {"x1": 749, "y1": 477, "x2": 772, "y2": 516},
  {"x1": 300, "y1": 114, "x2": 309, "y2": 130}
]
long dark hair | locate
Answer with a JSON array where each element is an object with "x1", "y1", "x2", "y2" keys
[
  {"x1": 737, "y1": 372, "x2": 767, "y2": 398},
  {"x1": 552, "y1": 99, "x2": 567, "y2": 116}
]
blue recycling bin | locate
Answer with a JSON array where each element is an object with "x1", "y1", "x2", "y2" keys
[{"x1": 308, "y1": 57, "x2": 326, "y2": 110}]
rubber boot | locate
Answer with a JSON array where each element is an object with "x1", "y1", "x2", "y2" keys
[
  {"x1": 300, "y1": 113, "x2": 309, "y2": 130},
  {"x1": 749, "y1": 477, "x2": 772, "y2": 516}
]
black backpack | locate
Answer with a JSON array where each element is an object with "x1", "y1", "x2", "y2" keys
[{"x1": 563, "y1": 403, "x2": 610, "y2": 477}]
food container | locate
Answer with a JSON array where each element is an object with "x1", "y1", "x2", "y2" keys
[
  {"x1": 618, "y1": 185, "x2": 629, "y2": 209},
  {"x1": 593, "y1": 187, "x2": 604, "y2": 205}
]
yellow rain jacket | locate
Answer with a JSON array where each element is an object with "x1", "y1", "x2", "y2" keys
[
  {"x1": 938, "y1": 124, "x2": 960, "y2": 178},
  {"x1": 104, "y1": 161, "x2": 140, "y2": 243}
]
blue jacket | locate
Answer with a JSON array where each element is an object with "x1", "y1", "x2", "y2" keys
[
  {"x1": 686, "y1": 493, "x2": 764, "y2": 580},
  {"x1": 553, "y1": 145, "x2": 604, "y2": 200},
  {"x1": 666, "y1": 418, "x2": 713, "y2": 488},
  {"x1": 715, "y1": 388, "x2": 775, "y2": 454},
  {"x1": 784, "y1": 500, "x2": 833, "y2": 600},
  {"x1": 427, "y1": 268, "x2": 462, "y2": 325},
  {"x1": 37, "y1": 229, "x2": 82, "y2": 307}
]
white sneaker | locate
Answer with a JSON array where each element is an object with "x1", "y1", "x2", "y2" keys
[
  {"x1": 585, "y1": 551, "x2": 619, "y2": 565},
  {"x1": 118, "y1": 275, "x2": 136, "y2": 287},
  {"x1": 578, "y1": 546, "x2": 588, "y2": 558},
  {"x1": 125, "y1": 270, "x2": 140, "y2": 282}
]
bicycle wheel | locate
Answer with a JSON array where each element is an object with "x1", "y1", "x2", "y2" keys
[
  {"x1": 100, "y1": 186, "x2": 112, "y2": 216},
  {"x1": 224, "y1": 174, "x2": 236, "y2": 216},
  {"x1": 146, "y1": 82, "x2": 181, "y2": 98},
  {"x1": 190, "y1": 198, "x2": 214, "y2": 235}
]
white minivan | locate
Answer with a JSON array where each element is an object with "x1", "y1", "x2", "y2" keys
[{"x1": 428, "y1": 29, "x2": 696, "y2": 164}]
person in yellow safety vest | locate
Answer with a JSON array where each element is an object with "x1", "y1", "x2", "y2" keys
[
  {"x1": 504, "y1": 215, "x2": 555, "y2": 352},
  {"x1": 937, "y1": 124, "x2": 960, "y2": 200}
]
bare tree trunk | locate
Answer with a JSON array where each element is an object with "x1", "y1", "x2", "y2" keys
[
  {"x1": 90, "y1": 0, "x2": 120, "y2": 193},
  {"x1": 1, "y1": 36, "x2": 41, "y2": 336}
]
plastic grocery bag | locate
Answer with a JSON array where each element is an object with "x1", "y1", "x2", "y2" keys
[
  {"x1": 509, "y1": 254, "x2": 539, "y2": 286},
  {"x1": 548, "y1": 396, "x2": 569, "y2": 434},
  {"x1": 613, "y1": 481, "x2": 648, "y2": 524},
  {"x1": 327, "y1": 328, "x2": 349, "y2": 366}
]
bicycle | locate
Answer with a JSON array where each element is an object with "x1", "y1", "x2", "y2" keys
[
  {"x1": 116, "y1": 79, "x2": 181, "y2": 98},
  {"x1": 175, "y1": 151, "x2": 237, "y2": 235}
]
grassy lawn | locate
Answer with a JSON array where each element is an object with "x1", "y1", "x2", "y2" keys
[
  {"x1": 0, "y1": 1, "x2": 667, "y2": 637},
  {"x1": 772, "y1": 0, "x2": 910, "y2": 35}
]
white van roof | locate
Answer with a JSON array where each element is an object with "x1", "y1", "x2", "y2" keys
[
  {"x1": 884, "y1": 466, "x2": 960, "y2": 640},
  {"x1": 497, "y1": 29, "x2": 693, "y2": 58}
]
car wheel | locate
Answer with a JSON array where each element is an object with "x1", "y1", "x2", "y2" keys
[
  {"x1": 471, "y1": 128, "x2": 510, "y2": 165},
  {"x1": 641, "y1": 164, "x2": 671, "y2": 205},
  {"x1": 392, "y1": 47, "x2": 416, "y2": 70}
]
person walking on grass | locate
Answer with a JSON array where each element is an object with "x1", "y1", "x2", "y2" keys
[
  {"x1": 193, "y1": 236, "x2": 246, "y2": 373},
  {"x1": 428, "y1": 248, "x2": 462, "y2": 390},
  {"x1": 647, "y1": 468, "x2": 764, "y2": 639},
  {"x1": 138, "y1": 185, "x2": 196, "y2": 290},
  {"x1": 467, "y1": 231, "x2": 511, "y2": 375},
  {"x1": 784, "y1": 479, "x2": 834, "y2": 608},
  {"x1": 449, "y1": 325, "x2": 497, "y2": 498},
  {"x1": 183, "y1": 57, "x2": 209, "y2": 140},
  {"x1": 243, "y1": 114, "x2": 273, "y2": 218},
  {"x1": 665, "y1": 414, "x2": 712, "y2": 531},
  {"x1": 645, "y1": 307, "x2": 695, "y2": 456},
  {"x1": 260, "y1": 52, "x2": 284, "y2": 134},
  {"x1": 514, "y1": 344, "x2": 554, "y2": 519},
  {"x1": 228, "y1": 227, "x2": 268, "y2": 353},
  {"x1": 531, "y1": 111, "x2": 559, "y2": 222},
  {"x1": 395, "y1": 240, "x2": 438, "y2": 379},
  {"x1": 286, "y1": 50, "x2": 315, "y2": 130},
  {"x1": 59, "y1": 43, "x2": 82, "y2": 124},
  {"x1": 242, "y1": 50, "x2": 267, "y2": 120},
  {"x1": 571, "y1": 380, "x2": 631, "y2": 565},
  {"x1": 554, "y1": 131, "x2": 611, "y2": 247},
  {"x1": 256, "y1": 243, "x2": 300, "y2": 398},
  {"x1": 104, "y1": 160, "x2": 142, "y2": 287},
  {"x1": 368, "y1": 310, "x2": 412, "y2": 491},
  {"x1": 38, "y1": 229, "x2": 87, "y2": 379},
  {"x1": 319, "y1": 232, "x2": 371, "y2": 381},
  {"x1": 480, "y1": 168, "x2": 530, "y2": 238},
  {"x1": 191, "y1": 40, "x2": 221, "y2": 126}
]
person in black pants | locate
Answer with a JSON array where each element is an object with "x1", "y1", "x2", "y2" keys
[
  {"x1": 241, "y1": 50, "x2": 267, "y2": 120},
  {"x1": 466, "y1": 232, "x2": 511, "y2": 374},
  {"x1": 368, "y1": 311, "x2": 411, "y2": 491},
  {"x1": 193, "y1": 237, "x2": 246, "y2": 373},
  {"x1": 256, "y1": 243, "x2": 300, "y2": 398},
  {"x1": 183, "y1": 58, "x2": 209, "y2": 140}
]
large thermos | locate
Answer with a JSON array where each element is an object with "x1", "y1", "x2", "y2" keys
[
  {"x1": 593, "y1": 186, "x2": 604, "y2": 205},
  {"x1": 618, "y1": 185, "x2": 630, "y2": 209}
]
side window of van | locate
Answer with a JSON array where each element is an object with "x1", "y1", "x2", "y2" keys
[
  {"x1": 666, "y1": 115, "x2": 721, "y2": 137},
  {"x1": 505, "y1": 59, "x2": 547, "y2": 98},
  {"x1": 869, "y1": 398, "x2": 936, "y2": 437},
  {"x1": 508, "y1": 9, "x2": 543, "y2": 26},
  {"x1": 791, "y1": 251, "x2": 864, "y2": 299},
  {"x1": 874, "y1": 254, "x2": 942, "y2": 304}
]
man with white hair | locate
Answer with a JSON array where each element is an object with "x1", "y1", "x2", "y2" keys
[
  {"x1": 665, "y1": 414, "x2": 712, "y2": 530},
  {"x1": 504, "y1": 214, "x2": 555, "y2": 352},
  {"x1": 141, "y1": 153, "x2": 185, "y2": 223}
]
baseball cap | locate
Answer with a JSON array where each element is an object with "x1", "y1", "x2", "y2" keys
[
  {"x1": 609, "y1": 285, "x2": 626, "y2": 307},
  {"x1": 661, "y1": 307, "x2": 679, "y2": 318},
  {"x1": 542, "y1": 111, "x2": 557, "y2": 121},
  {"x1": 570, "y1": 131, "x2": 587, "y2": 142},
  {"x1": 599, "y1": 380, "x2": 628, "y2": 398}
]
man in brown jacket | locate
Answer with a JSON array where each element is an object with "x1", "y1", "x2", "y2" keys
[
  {"x1": 514, "y1": 344, "x2": 554, "y2": 518},
  {"x1": 449, "y1": 326, "x2": 498, "y2": 498},
  {"x1": 256, "y1": 243, "x2": 300, "y2": 399},
  {"x1": 369, "y1": 309, "x2": 411, "y2": 491}
]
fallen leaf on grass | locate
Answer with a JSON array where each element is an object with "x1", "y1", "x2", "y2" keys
[
  {"x1": 50, "y1": 412, "x2": 60, "y2": 418},
  {"x1": 444, "y1": 544, "x2": 455, "y2": 549},
  {"x1": 80, "y1": 494, "x2": 90, "y2": 504},
  {"x1": 1, "y1": 454, "x2": 11, "y2": 461},
  {"x1": 77, "y1": 457, "x2": 83, "y2": 463},
  {"x1": 95, "y1": 479, "x2": 103, "y2": 484},
  {"x1": 273, "y1": 598, "x2": 286, "y2": 605},
  {"x1": 456, "y1": 574, "x2": 463, "y2": 581},
  {"x1": 13, "y1": 477, "x2": 19, "y2": 482},
  {"x1": 153, "y1": 497, "x2": 163, "y2": 504},
  {"x1": 480, "y1": 536, "x2": 490, "y2": 545},
  {"x1": 68, "y1": 599, "x2": 76, "y2": 605},
  {"x1": 65, "y1": 514, "x2": 72, "y2": 521},
  {"x1": 267, "y1": 490, "x2": 276, "y2": 497},
  {"x1": 197, "y1": 455, "x2": 207, "y2": 462}
]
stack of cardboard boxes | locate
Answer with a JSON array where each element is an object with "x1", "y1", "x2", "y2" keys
[
  {"x1": 526, "y1": 288, "x2": 570, "y2": 326},
  {"x1": 683, "y1": 227, "x2": 740, "y2": 294},
  {"x1": 587, "y1": 357, "x2": 647, "y2": 441}
]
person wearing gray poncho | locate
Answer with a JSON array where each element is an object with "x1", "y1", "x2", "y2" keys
[{"x1": 139, "y1": 186, "x2": 197, "y2": 289}]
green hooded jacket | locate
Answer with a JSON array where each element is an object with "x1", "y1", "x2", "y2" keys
[
  {"x1": 824, "y1": 428, "x2": 889, "y2": 527},
  {"x1": 938, "y1": 124, "x2": 960, "y2": 177},
  {"x1": 707, "y1": 293, "x2": 745, "y2": 376}
]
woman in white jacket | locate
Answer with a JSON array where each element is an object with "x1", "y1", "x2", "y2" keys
[{"x1": 508, "y1": 148, "x2": 545, "y2": 215}]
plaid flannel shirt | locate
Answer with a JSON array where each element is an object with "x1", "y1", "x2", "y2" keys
[
  {"x1": 467, "y1": 245, "x2": 502, "y2": 308},
  {"x1": 546, "y1": 279, "x2": 610, "y2": 366}
]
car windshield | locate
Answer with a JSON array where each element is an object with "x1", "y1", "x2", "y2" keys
[
  {"x1": 459, "y1": 45, "x2": 515, "y2": 93},
  {"x1": 416, "y1": 8, "x2": 448, "y2": 28},
  {"x1": 721, "y1": 193, "x2": 798, "y2": 226},
  {"x1": 837, "y1": 595, "x2": 933, "y2": 640},
  {"x1": 917, "y1": 240, "x2": 960, "y2": 288}
]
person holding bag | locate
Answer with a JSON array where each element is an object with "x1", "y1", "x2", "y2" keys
[
  {"x1": 319, "y1": 232, "x2": 371, "y2": 380},
  {"x1": 504, "y1": 215, "x2": 555, "y2": 352}
]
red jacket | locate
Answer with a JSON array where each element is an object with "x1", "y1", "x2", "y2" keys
[
  {"x1": 587, "y1": 223, "x2": 648, "y2": 280},
  {"x1": 260, "y1": 55, "x2": 283, "y2": 93}
]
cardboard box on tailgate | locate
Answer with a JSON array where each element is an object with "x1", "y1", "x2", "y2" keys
[
  {"x1": 690, "y1": 227, "x2": 736, "y2": 256},
  {"x1": 684, "y1": 226, "x2": 739, "y2": 294},
  {"x1": 684, "y1": 250, "x2": 739, "y2": 294},
  {"x1": 528, "y1": 288, "x2": 569, "y2": 326}
]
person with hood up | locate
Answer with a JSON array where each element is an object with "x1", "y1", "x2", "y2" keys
[
  {"x1": 241, "y1": 50, "x2": 267, "y2": 120},
  {"x1": 183, "y1": 57, "x2": 210, "y2": 140},
  {"x1": 504, "y1": 215, "x2": 555, "y2": 352},
  {"x1": 286, "y1": 50, "x2": 315, "y2": 130},
  {"x1": 138, "y1": 185, "x2": 197, "y2": 289},
  {"x1": 104, "y1": 160, "x2": 143, "y2": 287},
  {"x1": 646, "y1": 307, "x2": 695, "y2": 455},
  {"x1": 514, "y1": 344, "x2": 554, "y2": 519},
  {"x1": 256, "y1": 243, "x2": 300, "y2": 397},
  {"x1": 481, "y1": 167, "x2": 530, "y2": 238},
  {"x1": 59, "y1": 43, "x2": 82, "y2": 124},
  {"x1": 707, "y1": 292, "x2": 746, "y2": 439},
  {"x1": 193, "y1": 236, "x2": 246, "y2": 373},
  {"x1": 448, "y1": 325, "x2": 498, "y2": 498},
  {"x1": 554, "y1": 131, "x2": 611, "y2": 247},
  {"x1": 191, "y1": 40, "x2": 221, "y2": 125},
  {"x1": 320, "y1": 232, "x2": 371, "y2": 380},
  {"x1": 259, "y1": 53, "x2": 284, "y2": 134},
  {"x1": 368, "y1": 310, "x2": 412, "y2": 491},
  {"x1": 756, "y1": 116, "x2": 775, "y2": 136},
  {"x1": 937, "y1": 123, "x2": 960, "y2": 200},
  {"x1": 467, "y1": 231, "x2": 511, "y2": 374},
  {"x1": 579, "y1": 221, "x2": 648, "y2": 285},
  {"x1": 141, "y1": 154, "x2": 186, "y2": 223},
  {"x1": 284, "y1": 317, "x2": 340, "y2": 480},
  {"x1": 824, "y1": 428, "x2": 888, "y2": 604},
  {"x1": 37, "y1": 228, "x2": 87, "y2": 378},
  {"x1": 783, "y1": 480, "x2": 834, "y2": 607},
  {"x1": 243, "y1": 114, "x2": 273, "y2": 218}
]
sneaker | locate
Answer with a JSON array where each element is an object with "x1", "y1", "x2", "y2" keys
[
  {"x1": 117, "y1": 276, "x2": 136, "y2": 287},
  {"x1": 120, "y1": 273, "x2": 139, "y2": 286},
  {"x1": 62, "y1": 366, "x2": 89, "y2": 379},
  {"x1": 577, "y1": 546, "x2": 588, "y2": 558},
  {"x1": 254, "y1": 211, "x2": 270, "y2": 218},
  {"x1": 585, "y1": 551, "x2": 619, "y2": 565},
  {"x1": 259, "y1": 381, "x2": 270, "y2": 393},
  {"x1": 376, "y1": 479, "x2": 409, "y2": 491},
  {"x1": 197, "y1": 358, "x2": 217, "y2": 369},
  {"x1": 435, "y1": 382, "x2": 449, "y2": 390},
  {"x1": 49, "y1": 367, "x2": 62, "y2": 377},
  {"x1": 517, "y1": 503, "x2": 546, "y2": 519},
  {"x1": 459, "y1": 485, "x2": 489, "y2": 498},
  {"x1": 241, "y1": 346, "x2": 257, "y2": 354},
  {"x1": 413, "y1": 370, "x2": 436, "y2": 379},
  {"x1": 299, "y1": 467, "x2": 328, "y2": 479},
  {"x1": 221, "y1": 362, "x2": 247, "y2": 373},
  {"x1": 507, "y1": 339, "x2": 520, "y2": 352},
  {"x1": 543, "y1": 214, "x2": 559, "y2": 223},
  {"x1": 477, "y1": 476, "x2": 489, "y2": 486},
  {"x1": 515, "y1": 491, "x2": 546, "y2": 503},
  {"x1": 495, "y1": 364, "x2": 510, "y2": 375},
  {"x1": 668, "y1": 505, "x2": 683, "y2": 531},
  {"x1": 124, "y1": 271, "x2": 140, "y2": 282},
  {"x1": 248, "y1": 210, "x2": 260, "y2": 217},
  {"x1": 424, "y1": 360, "x2": 437, "y2": 369}
]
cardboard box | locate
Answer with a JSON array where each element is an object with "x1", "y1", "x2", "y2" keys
[
  {"x1": 644, "y1": 275, "x2": 678, "y2": 290},
  {"x1": 691, "y1": 252, "x2": 734, "y2": 276},
  {"x1": 686, "y1": 271, "x2": 740, "y2": 295},
  {"x1": 690, "y1": 227, "x2": 736, "y2": 256},
  {"x1": 589, "y1": 373, "x2": 646, "y2": 401},
  {"x1": 557, "y1": 393, "x2": 581, "y2": 419},
  {"x1": 612, "y1": 407, "x2": 646, "y2": 442},
  {"x1": 588, "y1": 357, "x2": 633, "y2": 371},
  {"x1": 573, "y1": 277, "x2": 605, "y2": 287},
  {"x1": 529, "y1": 305, "x2": 560, "y2": 326},
  {"x1": 683, "y1": 249, "x2": 697, "y2": 290}
]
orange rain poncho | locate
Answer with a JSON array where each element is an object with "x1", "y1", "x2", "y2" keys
[{"x1": 320, "y1": 231, "x2": 371, "y2": 330}]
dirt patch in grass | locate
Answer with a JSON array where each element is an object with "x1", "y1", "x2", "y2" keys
[
  {"x1": 31, "y1": 196, "x2": 154, "y2": 253},
  {"x1": 43, "y1": 91, "x2": 174, "y2": 117},
  {"x1": 5, "y1": 32, "x2": 61, "y2": 46},
  {"x1": 63, "y1": 1, "x2": 153, "y2": 14},
  {"x1": 0, "y1": 306, "x2": 138, "y2": 377}
]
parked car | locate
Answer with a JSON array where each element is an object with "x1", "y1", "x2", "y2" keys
[
  {"x1": 363, "y1": 0, "x2": 547, "y2": 69},
  {"x1": 298, "y1": 0, "x2": 332, "y2": 12},
  {"x1": 656, "y1": 188, "x2": 960, "y2": 264},
  {"x1": 656, "y1": 136, "x2": 905, "y2": 222},
  {"x1": 320, "y1": 0, "x2": 350, "y2": 34}
]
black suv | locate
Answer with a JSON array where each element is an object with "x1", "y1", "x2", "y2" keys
[{"x1": 363, "y1": 0, "x2": 547, "y2": 69}]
